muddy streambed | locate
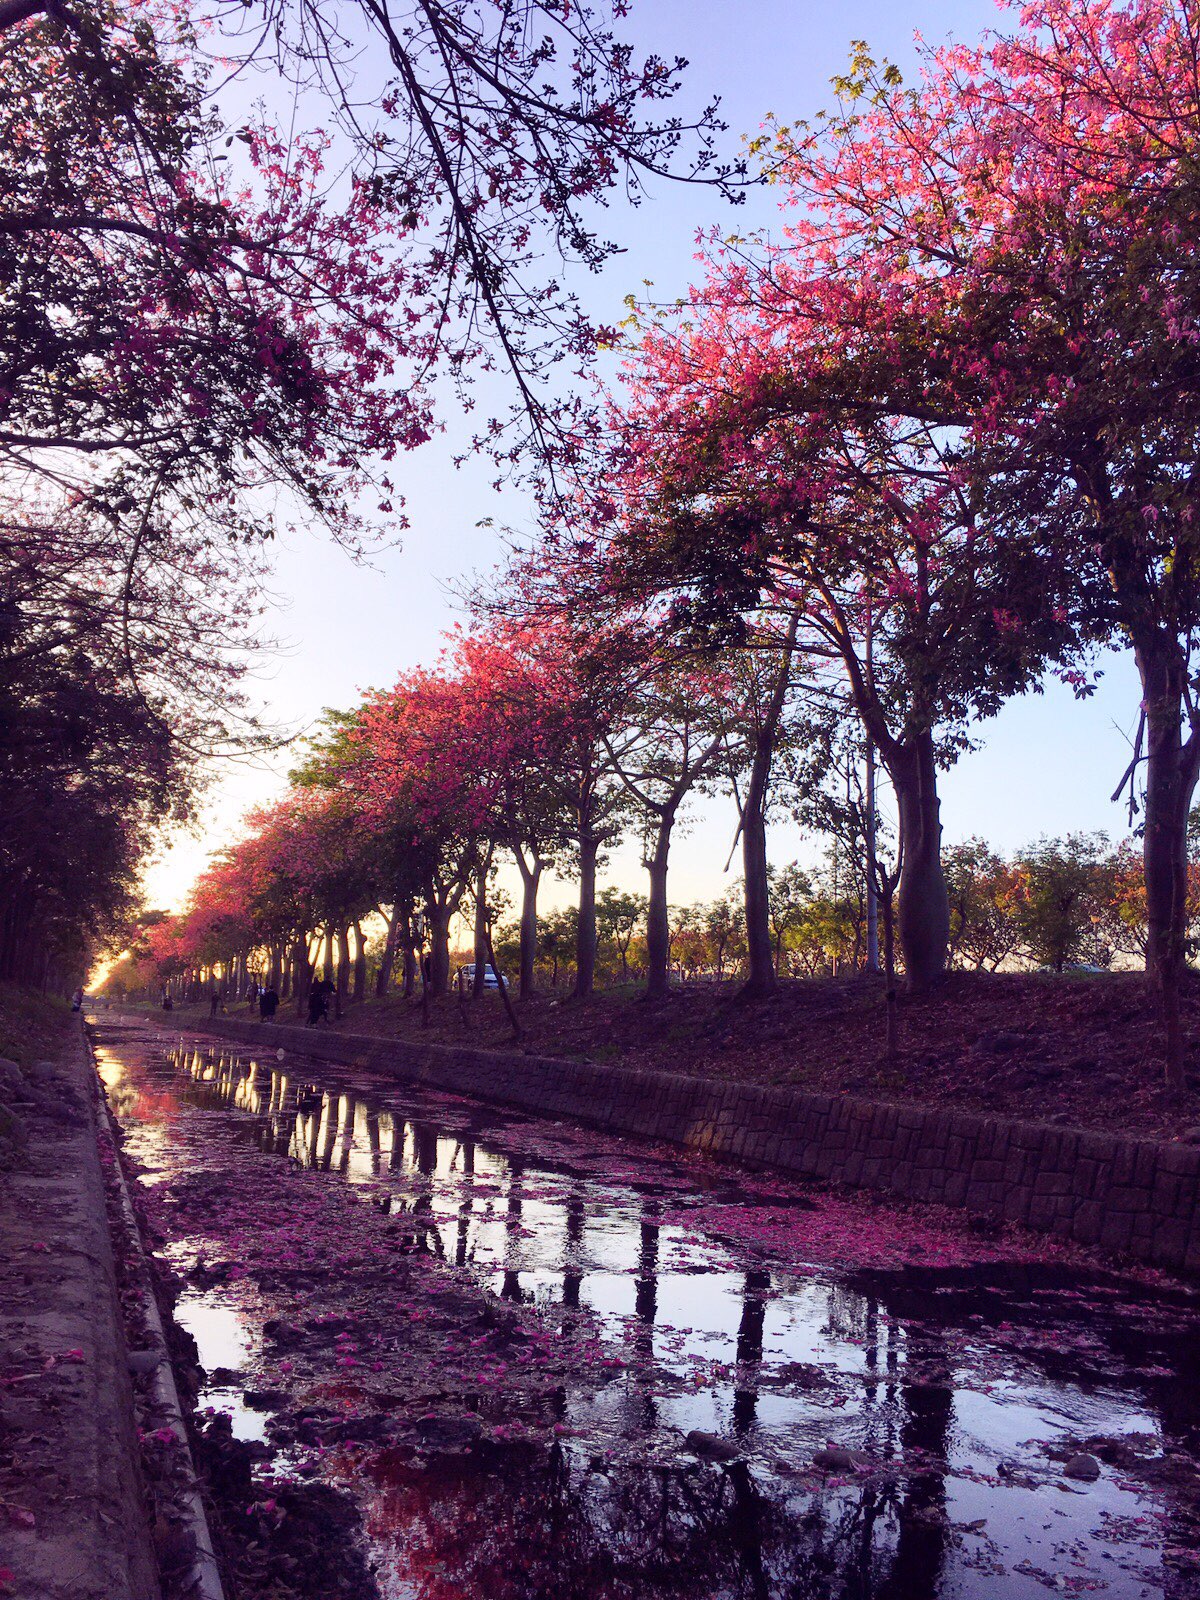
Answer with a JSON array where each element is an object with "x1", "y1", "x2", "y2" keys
[{"x1": 91, "y1": 1015, "x2": 1200, "y2": 1599}]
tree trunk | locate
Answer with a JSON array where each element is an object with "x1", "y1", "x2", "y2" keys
[
  {"x1": 889, "y1": 730, "x2": 950, "y2": 995},
  {"x1": 574, "y1": 833, "x2": 599, "y2": 999},
  {"x1": 645, "y1": 809, "x2": 675, "y2": 1000},
  {"x1": 515, "y1": 853, "x2": 542, "y2": 1001},
  {"x1": 322, "y1": 928, "x2": 334, "y2": 983},
  {"x1": 740, "y1": 736, "x2": 776, "y2": 999},
  {"x1": 428, "y1": 900, "x2": 452, "y2": 997},
  {"x1": 739, "y1": 612, "x2": 799, "y2": 999},
  {"x1": 353, "y1": 921, "x2": 367, "y2": 1002},
  {"x1": 742, "y1": 816, "x2": 774, "y2": 998},
  {"x1": 376, "y1": 908, "x2": 399, "y2": 998},
  {"x1": 334, "y1": 926, "x2": 349, "y2": 1018},
  {"x1": 473, "y1": 865, "x2": 490, "y2": 998},
  {"x1": 1139, "y1": 639, "x2": 1200, "y2": 1088},
  {"x1": 485, "y1": 924, "x2": 521, "y2": 1042},
  {"x1": 293, "y1": 936, "x2": 312, "y2": 1016}
]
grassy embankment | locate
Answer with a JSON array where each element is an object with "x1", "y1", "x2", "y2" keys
[
  {"x1": 0, "y1": 983, "x2": 74, "y2": 1167},
  {"x1": 126, "y1": 969, "x2": 1200, "y2": 1141}
]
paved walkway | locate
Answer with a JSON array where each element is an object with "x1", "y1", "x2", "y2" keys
[{"x1": 0, "y1": 1021, "x2": 158, "y2": 1599}]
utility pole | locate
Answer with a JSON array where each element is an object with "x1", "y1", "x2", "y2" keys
[
  {"x1": 865, "y1": 736, "x2": 880, "y2": 971},
  {"x1": 864, "y1": 600, "x2": 880, "y2": 973}
]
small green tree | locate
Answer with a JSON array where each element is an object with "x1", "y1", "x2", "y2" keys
[
  {"x1": 944, "y1": 840, "x2": 1022, "y2": 972},
  {"x1": 765, "y1": 863, "x2": 814, "y2": 976},
  {"x1": 703, "y1": 891, "x2": 746, "y2": 980},
  {"x1": 595, "y1": 889, "x2": 648, "y2": 983},
  {"x1": 1013, "y1": 834, "x2": 1110, "y2": 973},
  {"x1": 538, "y1": 907, "x2": 579, "y2": 989}
]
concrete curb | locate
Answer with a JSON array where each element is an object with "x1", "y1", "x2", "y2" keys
[{"x1": 86, "y1": 1027, "x2": 227, "y2": 1600}]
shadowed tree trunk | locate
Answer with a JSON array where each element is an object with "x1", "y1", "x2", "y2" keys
[
  {"x1": 427, "y1": 897, "x2": 452, "y2": 997},
  {"x1": 741, "y1": 774, "x2": 775, "y2": 999},
  {"x1": 514, "y1": 847, "x2": 543, "y2": 1000},
  {"x1": 838, "y1": 629, "x2": 950, "y2": 995},
  {"x1": 889, "y1": 730, "x2": 951, "y2": 996},
  {"x1": 473, "y1": 849, "x2": 493, "y2": 998},
  {"x1": 1138, "y1": 636, "x2": 1200, "y2": 1088},
  {"x1": 353, "y1": 920, "x2": 367, "y2": 1002},
  {"x1": 375, "y1": 907, "x2": 399, "y2": 998},
  {"x1": 335, "y1": 925, "x2": 350, "y2": 1018},
  {"x1": 739, "y1": 615, "x2": 799, "y2": 1000},
  {"x1": 292, "y1": 936, "x2": 313, "y2": 1017},
  {"x1": 574, "y1": 832, "x2": 599, "y2": 999},
  {"x1": 645, "y1": 805, "x2": 677, "y2": 1000}
]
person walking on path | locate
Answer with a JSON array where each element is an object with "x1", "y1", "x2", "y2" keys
[
  {"x1": 260, "y1": 986, "x2": 279, "y2": 1023},
  {"x1": 306, "y1": 976, "x2": 335, "y2": 1026},
  {"x1": 209, "y1": 987, "x2": 222, "y2": 1018},
  {"x1": 71, "y1": 987, "x2": 83, "y2": 1012}
]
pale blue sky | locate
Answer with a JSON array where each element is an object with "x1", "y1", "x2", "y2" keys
[{"x1": 144, "y1": 0, "x2": 1145, "y2": 914}]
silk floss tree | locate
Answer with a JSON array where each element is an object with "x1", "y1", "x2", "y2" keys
[
  {"x1": 603, "y1": 264, "x2": 1082, "y2": 994},
  {"x1": 760, "y1": 0, "x2": 1200, "y2": 1079}
]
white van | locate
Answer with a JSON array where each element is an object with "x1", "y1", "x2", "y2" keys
[{"x1": 457, "y1": 962, "x2": 504, "y2": 991}]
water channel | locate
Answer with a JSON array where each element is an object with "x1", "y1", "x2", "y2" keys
[{"x1": 92, "y1": 1014, "x2": 1200, "y2": 1599}]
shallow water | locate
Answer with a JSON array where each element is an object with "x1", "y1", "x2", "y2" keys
[{"x1": 93, "y1": 1015, "x2": 1200, "y2": 1599}]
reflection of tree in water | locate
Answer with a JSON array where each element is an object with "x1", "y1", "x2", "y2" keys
[
  {"x1": 337, "y1": 1095, "x2": 356, "y2": 1174},
  {"x1": 365, "y1": 1108, "x2": 383, "y2": 1174},
  {"x1": 364, "y1": 1438, "x2": 954, "y2": 1600},
  {"x1": 625, "y1": 1202, "x2": 661, "y2": 1433},
  {"x1": 389, "y1": 1115, "x2": 407, "y2": 1174},
  {"x1": 824, "y1": 1283, "x2": 873, "y2": 1345},
  {"x1": 875, "y1": 1329, "x2": 951, "y2": 1600},
  {"x1": 733, "y1": 1271, "x2": 770, "y2": 1437},
  {"x1": 562, "y1": 1188, "x2": 585, "y2": 1309},
  {"x1": 161, "y1": 1041, "x2": 1190, "y2": 1595},
  {"x1": 455, "y1": 1140, "x2": 476, "y2": 1267},
  {"x1": 502, "y1": 1158, "x2": 527, "y2": 1301}
]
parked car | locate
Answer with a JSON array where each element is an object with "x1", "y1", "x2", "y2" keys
[{"x1": 457, "y1": 962, "x2": 505, "y2": 991}]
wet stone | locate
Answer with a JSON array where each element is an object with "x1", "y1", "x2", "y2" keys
[
  {"x1": 684, "y1": 1430, "x2": 740, "y2": 1462},
  {"x1": 1062, "y1": 1452, "x2": 1102, "y2": 1481},
  {"x1": 812, "y1": 1447, "x2": 863, "y2": 1473},
  {"x1": 243, "y1": 1388, "x2": 290, "y2": 1411},
  {"x1": 126, "y1": 1348, "x2": 163, "y2": 1375},
  {"x1": 415, "y1": 1413, "x2": 484, "y2": 1451},
  {"x1": 263, "y1": 1319, "x2": 306, "y2": 1347}
]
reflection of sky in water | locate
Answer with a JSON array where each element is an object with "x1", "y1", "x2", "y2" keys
[
  {"x1": 92, "y1": 1025, "x2": 1198, "y2": 1600},
  {"x1": 174, "y1": 1295, "x2": 267, "y2": 1442}
]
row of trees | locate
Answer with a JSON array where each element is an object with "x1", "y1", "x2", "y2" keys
[
  {"x1": 555, "y1": 0, "x2": 1200, "y2": 1084},
  {"x1": 110, "y1": 610, "x2": 765, "y2": 1013},
  {"x1": 116, "y1": 824, "x2": 1192, "y2": 1005},
  {"x1": 508, "y1": 832, "x2": 1195, "y2": 983},
  {"x1": 0, "y1": 0, "x2": 732, "y2": 985}
]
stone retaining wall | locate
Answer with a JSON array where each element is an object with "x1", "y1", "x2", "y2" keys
[{"x1": 184, "y1": 1016, "x2": 1200, "y2": 1273}]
